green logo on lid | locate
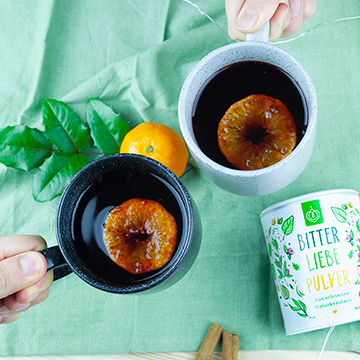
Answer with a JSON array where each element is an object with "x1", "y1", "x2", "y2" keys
[{"x1": 301, "y1": 199, "x2": 324, "y2": 226}]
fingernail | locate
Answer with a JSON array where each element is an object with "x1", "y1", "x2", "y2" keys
[
  {"x1": 0, "y1": 305, "x2": 9, "y2": 314},
  {"x1": 236, "y1": 8, "x2": 259, "y2": 31},
  {"x1": 14, "y1": 303, "x2": 30, "y2": 312},
  {"x1": 279, "y1": 3, "x2": 290, "y2": 31},
  {"x1": 29, "y1": 293, "x2": 40, "y2": 302},
  {"x1": 290, "y1": 0, "x2": 301, "y2": 18},
  {"x1": 279, "y1": 1, "x2": 290, "y2": 15},
  {"x1": 19, "y1": 253, "x2": 41, "y2": 277},
  {"x1": 0, "y1": 315, "x2": 3, "y2": 322}
]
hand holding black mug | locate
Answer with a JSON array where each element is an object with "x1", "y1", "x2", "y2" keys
[
  {"x1": 40, "y1": 154, "x2": 202, "y2": 295},
  {"x1": 0, "y1": 235, "x2": 53, "y2": 324},
  {"x1": 0, "y1": 154, "x2": 201, "y2": 324}
]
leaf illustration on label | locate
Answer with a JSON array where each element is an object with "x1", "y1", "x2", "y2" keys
[
  {"x1": 275, "y1": 259, "x2": 282, "y2": 269},
  {"x1": 355, "y1": 274, "x2": 360, "y2": 285},
  {"x1": 289, "y1": 298, "x2": 314, "y2": 319},
  {"x1": 281, "y1": 285, "x2": 290, "y2": 299},
  {"x1": 271, "y1": 264, "x2": 276, "y2": 279},
  {"x1": 298, "y1": 299, "x2": 307, "y2": 310},
  {"x1": 271, "y1": 237, "x2": 279, "y2": 250},
  {"x1": 288, "y1": 303, "x2": 301, "y2": 312},
  {"x1": 282, "y1": 215, "x2": 294, "y2": 235},
  {"x1": 298, "y1": 312, "x2": 308, "y2": 318},
  {"x1": 331, "y1": 206, "x2": 347, "y2": 223},
  {"x1": 296, "y1": 286, "x2": 305, "y2": 297}
]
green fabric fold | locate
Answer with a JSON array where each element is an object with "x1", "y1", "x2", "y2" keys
[{"x1": 0, "y1": 0, "x2": 360, "y2": 356}]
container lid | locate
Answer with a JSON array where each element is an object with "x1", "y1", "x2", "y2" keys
[{"x1": 260, "y1": 188, "x2": 359, "y2": 218}]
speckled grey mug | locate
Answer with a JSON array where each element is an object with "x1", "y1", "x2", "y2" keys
[{"x1": 178, "y1": 24, "x2": 317, "y2": 196}]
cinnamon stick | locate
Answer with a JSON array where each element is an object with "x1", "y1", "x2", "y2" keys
[
  {"x1": 232, "y1": 334, "x2": 239, "y2": 360},
  {"x1": 195, "y1": 322, "x2": 224, "y2": 360},
  {"x1": 222, "y1": 331, "x2": 233, "y2": 360}
]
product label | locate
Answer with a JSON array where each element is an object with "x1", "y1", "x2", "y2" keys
[{"x1": 260, "y1": 192, "x2": 360, "y2": 335}]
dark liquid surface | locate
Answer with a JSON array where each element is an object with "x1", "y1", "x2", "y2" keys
[
  {"x1": 192, "y1": 61, "x2": 308, "y2": 169},
  {"x1": 71, "y1": 169, "x2": 185, "y2": 285}
]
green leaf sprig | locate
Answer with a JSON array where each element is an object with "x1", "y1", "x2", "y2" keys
[
  {"x1": 288, "y1": 298, "x2": 315, "y2": 319},
  {"x1": 0, "y1": 99, "x2": 130, "y2": 202}
]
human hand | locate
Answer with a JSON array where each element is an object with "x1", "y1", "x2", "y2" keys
[
  {"x1": 225, "y1": 0, "x2": 316, "y2": 41},
  {"x1": 0, "y1": 235, "x2": 52, "y2": 324}
]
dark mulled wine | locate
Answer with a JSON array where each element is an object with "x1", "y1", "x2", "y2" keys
[
  {"x1": 71, "y1": 168, "x2": 185, "y2": 285},
  {"x1": 192, "y1": 61, "x2": 308, "y2": 169}
]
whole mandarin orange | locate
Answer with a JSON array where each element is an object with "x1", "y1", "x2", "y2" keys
[
  {"x1": 218, "y1": 94, "x2": 296, "y2": 170},
  {"x1": 120, "y1": 122, "x2": 188, "y2": 177}
]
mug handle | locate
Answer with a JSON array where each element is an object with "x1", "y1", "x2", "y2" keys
[
  {"x1": 246, "y1": 21, "x2": 270, "y2": 42},
  {"x1": 40, "y1": 246, "x2": 73, "y2": 281}
]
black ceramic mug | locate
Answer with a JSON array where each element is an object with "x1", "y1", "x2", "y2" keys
[{"x1": 41, "y1": 154, "x2": 202, "y2": 294}]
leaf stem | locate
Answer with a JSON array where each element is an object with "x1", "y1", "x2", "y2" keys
[
  {"x1": 80, "y1": 151, "x2": 108, "y2": 155},
  {"x1": 40, "y1": 148, "x2": 108, "y2": 155}
]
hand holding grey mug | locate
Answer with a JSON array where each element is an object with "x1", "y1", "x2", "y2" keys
[{"x1": 178, "y1": 23, "x2": 317, "y2": 196}]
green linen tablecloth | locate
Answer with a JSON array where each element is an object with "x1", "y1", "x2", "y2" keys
[{"x1": 0, "y1": 0, "x2": 359, "y2": 356}]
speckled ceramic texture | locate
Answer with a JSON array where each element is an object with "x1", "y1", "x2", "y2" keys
[
  {"x1": 178, "y1": 41, "x2": 317, "y2": 196},
  {"x1": 43, "y1": 154, "x2": 202, "y2": 294}
]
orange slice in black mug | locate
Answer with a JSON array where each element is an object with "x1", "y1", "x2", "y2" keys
[{"x1": 103, "y1": 198, "x2": 178, "y2": 275}]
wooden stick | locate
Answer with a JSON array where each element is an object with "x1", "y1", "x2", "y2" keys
[
  {"x1": 232, "y1": 334, "x2": 239, "y2": 360},
  {"x1": 222, "y1": 331, "x2": 233, "y2": 360},
  {"x1": 195, "y1": 323, "x2": 224, "y2": 360}
]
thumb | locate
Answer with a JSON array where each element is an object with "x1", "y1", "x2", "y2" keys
[
  {"x1": 0, "y1": 252, "x2": 47, "y2": 299},
  {"x1": 235, "y1": 0, "x2": 282, "y2": 33}
]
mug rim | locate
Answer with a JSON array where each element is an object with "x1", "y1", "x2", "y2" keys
[
  {"x1": 55, "y1": 153, "x2": 196, "y2": 294},
  {"x1": 178, "y1": 41, "x2": 317, "y2": 178}
]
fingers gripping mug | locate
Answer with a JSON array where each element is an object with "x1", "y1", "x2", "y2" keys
[
  {"x1": 40, "y1": 154, "x2": 202, "y2": 294},
  {"x1": 178, "y1": 23, "x2": 317, "y2": 196}
]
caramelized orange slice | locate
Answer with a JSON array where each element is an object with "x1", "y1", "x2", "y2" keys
[
  {"x1": 103, "y1": 198, "x2": 178, "y2": 274},
  {"x1": 217, "y1": 94, "x2": 296, "y2": 170}
]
